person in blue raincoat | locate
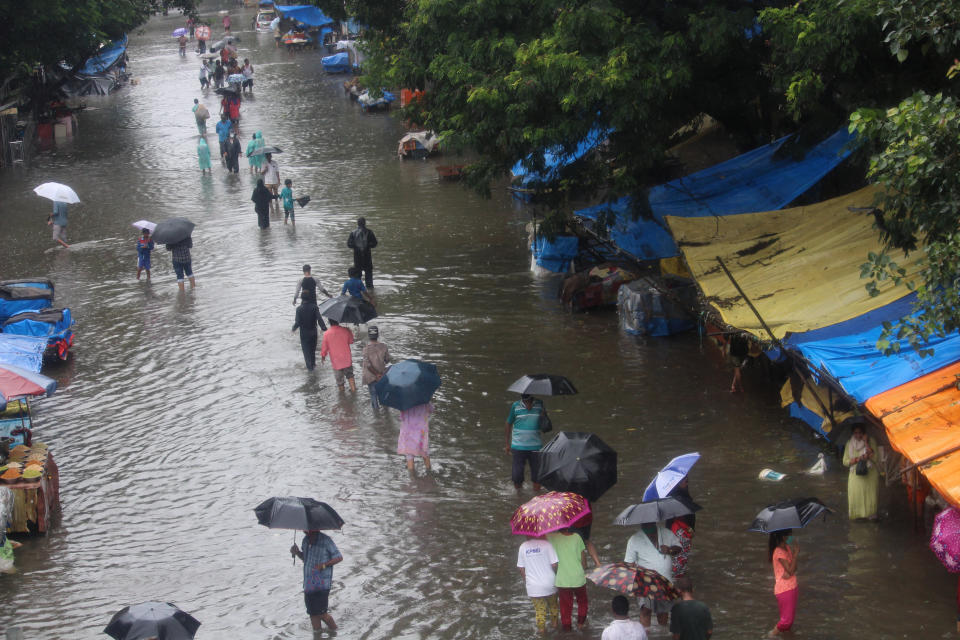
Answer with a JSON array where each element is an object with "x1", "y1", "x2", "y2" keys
[
  {"x1": 197, "y1": 137, "x2": 212, "y2": 174},
  {"x1": 246, "y1": 132, "x2": 263, "y2": 174}
]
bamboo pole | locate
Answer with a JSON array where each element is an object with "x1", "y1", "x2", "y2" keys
[{"x1": 715, "y1": 256, "x2": 837, "y2": 431}]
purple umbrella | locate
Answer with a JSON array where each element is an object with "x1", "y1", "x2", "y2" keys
[{"x1": 172, "y1": 27, "x2": 188, "y2": 37}]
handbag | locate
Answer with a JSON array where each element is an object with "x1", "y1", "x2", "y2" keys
[
  {"x1": 539, "y1": 411, "x2": 553, "y2": 433},
  {"x1": 855, "y1": 459, "x2": 869, "y2": 476}
]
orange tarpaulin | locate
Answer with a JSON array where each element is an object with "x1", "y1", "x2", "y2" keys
[{"x1": 864, "y1": 362, "x2": 960, "y2": 507}]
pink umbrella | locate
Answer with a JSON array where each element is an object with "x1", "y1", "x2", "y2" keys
[
  {"x1": 0, "y1": 364, "x2": 57, "y2": 403},
  {"x1": 510, "y1": 491, "x2": 591, "y2": 537},
  {"x1": 931, "y1": 508, "x2": 960, "y2": 572},
  {"x1": 930, "y1": 508, "x2": 960, "y2": 632}
]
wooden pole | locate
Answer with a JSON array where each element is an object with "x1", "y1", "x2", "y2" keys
[{"x1": 715, "y1": 256, "x2": 837, "y2": 431}]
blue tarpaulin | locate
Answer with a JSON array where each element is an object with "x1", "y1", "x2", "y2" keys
[
  {"x1": 788, "y1": 402, "x2": 828, "y2": 437},
  {"x1": 784, "y1": 293, "x2": 960, "y2": 403},
  {"x1": 0, "y1": 335, "x2": 48, "y2": 373},
  {"x1": 576, "y1": 129, "x2": 855, "y2": 260},
  {"x1": 275, "y1": 5, "x2": 334, "y2": 27},
  {"x1": 532, "y1": 235, "x2": 578, "y2": 273},
  {"x1": 321, "y1": 52, "x2": 350, "y2": 73},
  {"x1": 78, "y1": 35, "x2": 128, "y2": 76},
  {"x1": 512, "y1": 127, "x2": 612, "y2": 189}
]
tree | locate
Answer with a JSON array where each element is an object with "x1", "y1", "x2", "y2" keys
[
  {"x1": 0, "y1": 0, "x2": 197, "y2": 77},
  {"x1": 345, "y1": 0, "x2": 785, "y2": 223}
]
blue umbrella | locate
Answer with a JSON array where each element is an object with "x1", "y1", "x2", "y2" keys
[
  {"x1": 172, "y1": 27, "x2": 188, "y2": 37},
  {"x1": 374, "y1": 359, "x2": 441, "y2": 411},
  {"x1": 642, "y1": 452, "x2": 700, "y2": 502}
]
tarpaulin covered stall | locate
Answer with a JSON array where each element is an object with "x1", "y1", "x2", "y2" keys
[
  {"x1": 576, "y1": 129, "x2": 854, "y2": 261},
  {"x1": 665, "y1": 187, "x2": 920, "y2": 339},
  {"x1": 532, "y1": 235, "x2": 578, "y2": 273},
  {"x1": 275, "y1": 4, "x2": 334, "y2": 26},
  {"x1": 865, "y1": 362, "x2": 960, "y2": 507},
  {"x1": 784, "y1": 294, "x2": 960, "y2": 403}
]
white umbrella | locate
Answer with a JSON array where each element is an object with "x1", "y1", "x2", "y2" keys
[
  {"x1": 131, "y1": 220, "x2": 156, "y2": 232},
  {"x1": 33, "y1": 182, "x2": 80, "y2": 204}
]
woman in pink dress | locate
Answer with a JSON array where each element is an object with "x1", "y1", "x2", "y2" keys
[{"x1": 398, "y1": 402, "x2": 433, "y2": 473}]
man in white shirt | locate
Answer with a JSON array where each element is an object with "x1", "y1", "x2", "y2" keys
[
  {"x1": 261, "y1": 153, "x2": 281, "y2": 210},
  {"x1": 601, "y1": 596, "x2": 648, "y2": 640},
  {"x1": 624, "y1": 522, "x2": 680, "y2": 626}
]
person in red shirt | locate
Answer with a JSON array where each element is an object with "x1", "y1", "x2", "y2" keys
[{"x1": 320, "y1": 320, "x2": 356, "y2": 392}]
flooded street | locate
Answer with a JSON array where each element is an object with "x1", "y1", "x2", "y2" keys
[{"x1": 0, "y1": 6, "x2": 955, "y2": 639}]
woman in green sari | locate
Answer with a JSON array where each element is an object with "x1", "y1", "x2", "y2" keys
[
  {"x1": 842, "y1": 424, "x2": 881, "y2": 520},
  {"x1": 247, "y1": 131, "x2": 264, "y2": 174}
]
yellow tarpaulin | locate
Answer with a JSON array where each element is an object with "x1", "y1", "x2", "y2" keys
[
  {"x1": 665, "y1": 187, "x2": 920, "y2": 339},
  {"x1": 865, "y1": 362, "x2": 960, "y2": 507}
]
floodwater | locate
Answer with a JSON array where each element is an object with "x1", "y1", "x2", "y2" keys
[{"x1": 0, "y1": 5, "x2": 954, "y2": 639}]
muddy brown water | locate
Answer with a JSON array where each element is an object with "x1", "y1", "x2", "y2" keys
[{"x1": 0, "y1": 5, "x2": 954, "y2": 639}]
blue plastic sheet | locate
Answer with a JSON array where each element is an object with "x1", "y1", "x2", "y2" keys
[
  {"x1": 532, "y1": 235, "x2": 578, "y2": 273},
  {"x1": 0, "y1": 335, "x2": 48, "y2": 373},
  {"x1": 321, "y1": 52, "x2": 351, "y2": 73},
  {"x1": 275, "y1": 5, "x2": 333, "y2": 27},
  {"x1": 784, "y1": 293, "x2": 960, "y2": 403},
  {"x1": 78, "y1": 35, "x2": 128, "y2": 76},
  {"x1": 576, "y1": 129, "x2": 855, "y2": 260},
  {"x1": 512, "y1": 127, "x2": 612, "y2": 188},
  {"x1": 2, "y1": 309, "x2": 73, "y2": 338},
  {"x1": 788, "y1": 402, "x2": 827, "y2": 437}
]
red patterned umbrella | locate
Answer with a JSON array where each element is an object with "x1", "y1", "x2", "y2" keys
[
  {"x1": 587, "y1": 562, "x2": 680, "y2": 602},
  {"x1": 510, "y1": 491, "x2": 591, "y2": 537},
  {"x1": 931, "y1": 507, "x2": 960, "y2": 573}
]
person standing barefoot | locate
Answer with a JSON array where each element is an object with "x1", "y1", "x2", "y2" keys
[
  {"x1": 291, "y1": 531, "x2": 342, "y2": 632},
  {"x1": 769, "y1": 530, "x2": 798, "y2": 636},
  {"x1": 398, "y1": 402, "x2": 433, "y2": 473}
]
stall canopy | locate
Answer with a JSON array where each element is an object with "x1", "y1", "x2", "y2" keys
[
  {"x1": 784, "y1": 293, "x2": 960, "y2": 403},
  {"x1": 576, "y1": 129, "x2": 854, "y2": 261},
  {"x1": 0, "y1": 334, "x2": 48, "y2": 373},
  {"x1": 512, "y1": 127, "x2": 612, "y2": 190},
  {"x1": 865, "y1": 362, "x2": 960, "y2": 507},
  {"x1": 78, "y1": 35, "x2": 128, "y2": 76},
  {"x1": 532, "y1": 235, "x2": 578, "y2": 273},
  {"x1": 275, "y1": 4, "x2": 334, "y2": 26},
  {"x1": 666, "y1": 186, "x2": 922, "y2": 339}
]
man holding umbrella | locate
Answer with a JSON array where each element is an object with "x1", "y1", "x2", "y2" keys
[
  {"x1": 504, "y1": 393, "x2": 546, "y2": 491},
  {"x1": 291, "y1": 530, "x2": 342, "y2": 632}
]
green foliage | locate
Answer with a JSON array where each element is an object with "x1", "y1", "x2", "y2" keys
[
  {"x1": 851, "y1": 91, "x2": 960, "y2": 355},
  {"x1": 878, "y1": 0, "x2": 960, "y2": 61},
  {"x1": 357, "y1": 0, "x2": 774, "y2": 225},
  {"x1": 0, "y1": 0, "x2": 197, "y2": 75}
]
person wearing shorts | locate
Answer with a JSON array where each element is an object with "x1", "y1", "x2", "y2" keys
[
  {"x1": 320, "y1": 319, "x2": 356, "y2": 392},
  {"x1": 166, "y1": 237, "x2": 195, "y2": 291},
  {"x1": 47, "y1": 200, "x2": 70, "y2": 248},
  {"x1": 291, "y1": 530, "x2": 342, "y2": 632}
]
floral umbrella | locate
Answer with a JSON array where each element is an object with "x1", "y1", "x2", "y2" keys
[
  {"x1": 510, "y1": 491, "x2": 590, "y2": 537},
  {"x1": 931, "y1": 507, "x2": 960, "y2": 573},
  {"x1": 587, "y1": 562, "x2": 680, "y2": 602}
]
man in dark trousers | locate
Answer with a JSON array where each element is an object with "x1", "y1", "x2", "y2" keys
[
  {"x1": 291, "y1": 290, "x2": 326, "y2": 371},
  {"x1": 347, "y1": 217, "x2": 378, "y2": 288}
]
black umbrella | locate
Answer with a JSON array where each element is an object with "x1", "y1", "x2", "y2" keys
[
  {"x1": 612, "y1": 496, "x2": 702, "y2": 526},
  {"x1": 249, "y1": 145, "x2": 283, "y2": 156},
  {"x1": 296, "y1": 195, "x2": 311, "y2": 208},
  {"x1": 748, "y1": 497, "x2": 832, "y2": 533},
  {"x1": 537, "y1": 431, "x2": 617, "y2": 503},
  {"x1": 151, "y1": 217, "x2": 195, "y2": 244},
  {"x1": 103, "y1": 601, "x2": 200, "y2": 640},
  {"x1": 317, "y1": 295, "x2": 377, "y2": 324},
  {"x1": 254, "y1": 496, "x2": 345, "y2": 531},
  {"x1": 214, "y1": 87, "x2": 239, "y2": 96},
  {"x1": 507, "y1": 373, "x2": 578, "y2": 396},
  {"x1": 374, "y1": 359, "x2": 442, "y2": 410}
]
